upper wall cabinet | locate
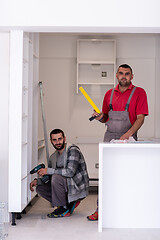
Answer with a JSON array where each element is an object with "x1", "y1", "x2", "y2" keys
[{"x1": 77, "y1": 39, "x2": 116, "y2": 93}]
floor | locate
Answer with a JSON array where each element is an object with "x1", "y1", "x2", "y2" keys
[{"x1": 6, "y1": 193, "x2": 160, "y2": 240}]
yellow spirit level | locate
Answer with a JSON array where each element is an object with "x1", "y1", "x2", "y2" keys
[{"x1": 79, "y1": 86, "x2": 101, "y2": 121}]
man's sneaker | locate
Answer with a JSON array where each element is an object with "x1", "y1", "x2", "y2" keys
[
  {"x1": 47, "y1": 206, "x2": 60, "y2": 216},
  {"x1": 47, "y1": 206, "x2": 71, "y2": 218},
  {"x1": 87, "y1": 211, "x2": 98, "y2": 221},
  {"x1": 69, "y1": 200, "x2": 81, "y2": 214}
]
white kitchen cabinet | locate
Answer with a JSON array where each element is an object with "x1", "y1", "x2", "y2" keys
[
  {"x1": 8, "y1": 31, "x2": 39, "y2": 223},
  {"x1": 99, "y1": 142, "x2": 160, "y2": 231},
  {"x1": 77, "y1": 39, "x2": 116, "y2": 93}
]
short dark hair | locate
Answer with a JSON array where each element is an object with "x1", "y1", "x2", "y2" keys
[
  {"x1": 117, "y1": 64, "x2": 133, "y2": 74},
  {"x1": 50, "y1": 129, "x2": 65, "y2": 139}
]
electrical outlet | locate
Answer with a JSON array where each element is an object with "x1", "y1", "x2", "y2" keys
[{"x1": 101, "y1": 71, "x2": 107, "y2": 77}]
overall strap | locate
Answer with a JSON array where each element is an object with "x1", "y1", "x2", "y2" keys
[
  {"x1": 125, "y1": 86, "x2": 137, "y2": 111},
  {"x1": 109, "y1": 88, "x2": 115, "y2": 110}
]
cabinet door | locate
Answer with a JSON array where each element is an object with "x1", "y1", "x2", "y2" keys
[{"x1": 8, "y1": 31, "x2": 39, "y2": 213}]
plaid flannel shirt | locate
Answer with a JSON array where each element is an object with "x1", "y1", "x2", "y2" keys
[{"x1": 47, "y1": 144, "x2": 89, "y2": 202}]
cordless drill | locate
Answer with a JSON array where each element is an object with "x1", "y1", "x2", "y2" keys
[
  {"x1": 30, "y1": 163, "x2": 50, "y2": 183},
  {"x1": 30, "y1": 163, "x2": 45, "y2": 174}
]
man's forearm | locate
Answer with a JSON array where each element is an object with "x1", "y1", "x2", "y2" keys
[
  {"x1": 128, "y1": 114, "x2": 145, "y2": 135},
  {"x1": 120, "y1": 114, "x2": 145, "y2": 140}
]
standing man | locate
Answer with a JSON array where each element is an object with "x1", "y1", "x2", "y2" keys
[
  {"x1": 30, "y1": 128, "x2": 89, "y2": 218},
  {"x1": 87, "y1": 64, "x2": 149, "y2": 221}
]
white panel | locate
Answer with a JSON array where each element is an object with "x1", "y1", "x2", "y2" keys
[
  {"x1": 78, "y1": 64, "x2": 114, "y2": 84},
  {"x1": 9, "y1": 31, "x2": 39, "y2": 212},
  {"x1": 21, "y1": 145, "x2": 27, "y2": 179},
  {"x1": 0, "y1": 33, "x2": 10, "y2": 202},
  {"x1": 21, "y1": 178, "x2": 27, "y2": 210},
  {"x1": 27, "y1": 41, "x2": 33, "y2": 177},
  {"x1": 78, "y1": 40, "x2": 115, "y2": 62},
  {"x1": 99, "y1": 143, "x2": 160, "y2": 230},
  {"x1": 76, "y1": 144, "x2": 99, "y2": 179},
  {"x1": 9, "y1": 31, "x2": 23, "y2": 212},
  {"x1": 32, "y1": 34, "x2": 39, "y2": 187},
  {"x1": 1, "y1": 0, "x2": 160, "y2": 29},
  {"x1": 32, "y1": 55, "x2": 39, "y2": 169}
]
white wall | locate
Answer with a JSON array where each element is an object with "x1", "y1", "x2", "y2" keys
[
  {"x1": 155, "y1": 36, "x2": 160, "y2": 138},
  {"x1": 0, "y1": 0, "x2": 160, "y2": 32},
  {"x1": 116, "y1": 35, "x2": 156, "y2": 138},
  {"x1": 39, "y1": 33, "x2": 160, "y2": 178},
  {"x1": 39, "y1": 34, "x2": 106, "y2": 178},
  {"x1": 39, "y1": 34, "x2": 108, "y2": 141},
  {"x1": 0, "y1": 33, "x2": 10, "y2": 202}
]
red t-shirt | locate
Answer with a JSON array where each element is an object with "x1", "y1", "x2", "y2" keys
[{"x1": 102, "y1": 83, "x2": 149, "y2": 125}]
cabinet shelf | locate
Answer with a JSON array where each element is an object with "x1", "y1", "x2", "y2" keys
[{"x1": 77, "y1": 39, "x2": 116, "y2": 93}]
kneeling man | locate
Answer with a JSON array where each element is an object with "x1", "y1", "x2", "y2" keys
[{"x1": 30, "y1": 128, "x2": 89, "y2": 218}]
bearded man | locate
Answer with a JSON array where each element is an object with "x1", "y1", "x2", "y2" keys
[
  {"x1": 30, "y1": 128, "x2": 89, "y2": 218},
  {"x1": 87, "y1": 64, "x2": 149, "y2": 221}
]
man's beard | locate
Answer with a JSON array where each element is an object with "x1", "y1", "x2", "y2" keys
[
  {"x1": 119, "y1": 78, "x2": 131, "y2": 87},
  {"x1": 53, "y1": 140, "x2": 65, "y2": 150}
]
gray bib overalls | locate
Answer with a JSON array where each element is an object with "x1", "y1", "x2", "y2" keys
[{"x1": 104, "y1": 87, "x2": 137, "y2": 142}]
